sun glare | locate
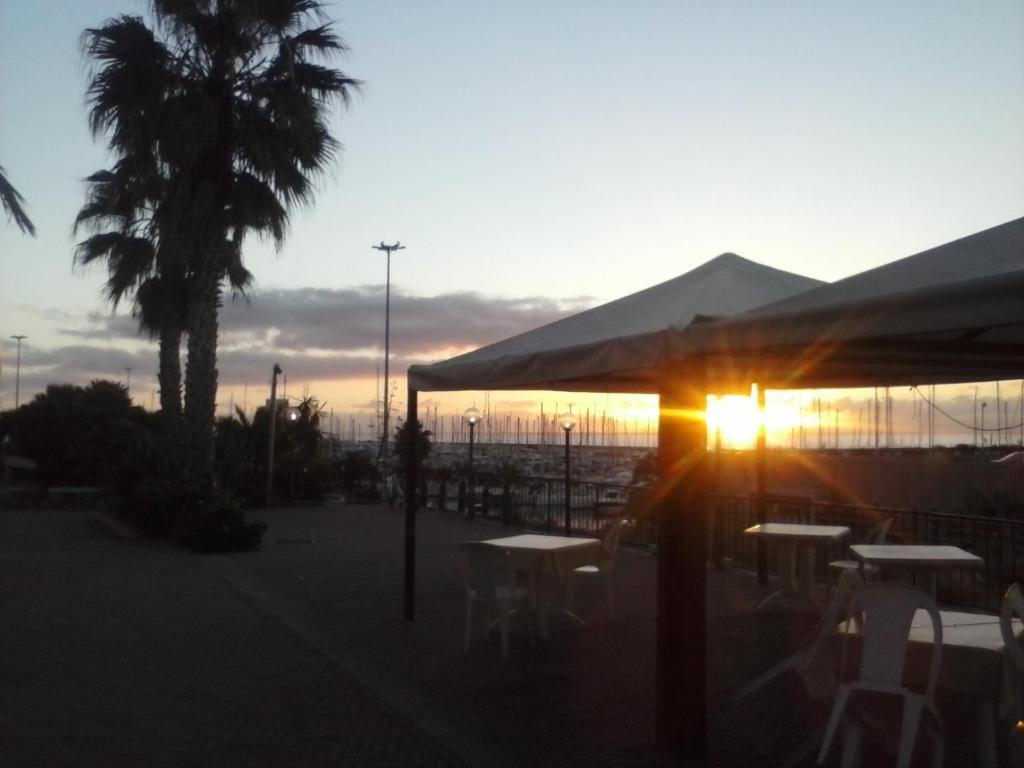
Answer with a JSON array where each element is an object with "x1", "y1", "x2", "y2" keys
[{"x1": 706, "y1": 394, "x2": 760, "y2": 448}]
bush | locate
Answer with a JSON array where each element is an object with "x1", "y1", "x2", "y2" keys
[{"x1": 174, "y1": 491, "x2": 266, "y2": 553}]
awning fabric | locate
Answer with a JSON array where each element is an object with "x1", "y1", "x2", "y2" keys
[
  {"x1": 408, "y1": 253, "x2": 822, "y2": 393},
  {"x1": 685, "y1": 217, "x2": 1024, "y2": 389},
  {"x1": 409, "y1": 217, "x2": 1024, "y2": 394}
]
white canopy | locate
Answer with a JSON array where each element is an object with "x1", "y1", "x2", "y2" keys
[
  {"x1": 410, "y1": 217, "x2": 1024, "y2": 393},
  {"x1": 408, "y1": 253, "x2": 822, "y2": 393},
  {"x1": 685, "y1": 216, "x2": 1024, "y2": 388}
]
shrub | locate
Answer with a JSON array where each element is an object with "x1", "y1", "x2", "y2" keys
[{"x1": 175, "y1": 491, "x2": 266, "y2": 553}]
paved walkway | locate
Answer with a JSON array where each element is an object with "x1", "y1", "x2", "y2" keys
[
  {"x1": 0, "y1": 504, "x2": 1000, "y2": 766},
  {"x1": 0, "y1": 510, "x2": 461, "y2": 767}
]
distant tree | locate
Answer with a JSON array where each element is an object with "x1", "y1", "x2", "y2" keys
[
  {"x1": 0, "y1": 164, "x2": 35, "y2": 235},
  {"x1": 82, "y1": 1, "x2": 360, "y2": 495},
  {"x1": 394, "y1": 418, "x2": 432, "y2": 475},
  {"x1": 0, "y1": 380, "x2": 156, "y2": 488}
]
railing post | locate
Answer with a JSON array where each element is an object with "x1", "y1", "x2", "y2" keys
[
  {"x1": 756, "y1": 498, "x2": 768, "y2": 585},
  {"x1": 712, "y1": 495, "x2": 725, "y2": 569},
  {"x1": 502, "y1": 478, "x2": 511, "y2": 527},
  {"x1": 457, "y1": 479, "x2": 466, "y2": 517},
  {"x1": 438, "y1": 474, "x2": 447, "y2": 512},
  {"x1": 482, "y1": 485, "x2": 491, "y2": 518},
  {"x1": 546, "y1": 481, "x2": 553, "y2": 532}
]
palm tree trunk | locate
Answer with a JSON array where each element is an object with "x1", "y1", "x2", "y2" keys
[
  {"x1": 158, "y1": 324, "x2": 183, "y2": 418},
  {"x1": 183, "y1": 275, "x2": 221, "y2": 492},
  {"x1": 158, "y1": 323, "x2": 184, "y2": 483}
]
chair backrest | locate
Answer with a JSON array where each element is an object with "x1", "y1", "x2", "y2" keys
[
  {"x1": 459, "y1": 542, "x2": 514, "y2": 597},
  {"x1": 842, "y1": 583, "x2": 943, "y2": 698},
  {"x1": 600, "y1": 518, "x2": 628, "y2": 560},
  {"x1": 798, "y1": 567, "x2": 865, "y2": 698},
  {"x1": 870, "y1": 517, "x2": 893, "y2": 544},
  {"x1": 1001, "y1": 583, "x2": 1024, "y2": 675}
]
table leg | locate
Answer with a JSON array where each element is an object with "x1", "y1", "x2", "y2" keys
[
  {"x1": 527, "y1": 569, "x2": 549, "y2": 641},
  {"x1": 977, "y1": 696, "x2": 997, "y2": 768},
  {"x1": 779, "y1": 542, "x2": 799, "y2": 593},
  {"x1": 799, "y1": 545, "x2": 817, "y2": 596},
  {"x1": 754, "y1": 541, "x2": 822, "y2": 616}
]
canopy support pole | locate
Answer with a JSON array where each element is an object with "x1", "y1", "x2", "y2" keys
[
  {"x1": 656, "y1": 360, "x2": 709, "y2": 757},
  {"x1": 403, "y1": 386, "x2": 418, "y2": 620},
  {"x1": 756, "y1": 383, "x2": 768, "y2": 584}
]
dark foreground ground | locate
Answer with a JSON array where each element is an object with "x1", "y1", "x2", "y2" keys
[{"x1": 0, "y1": 504, "x2": 1005, "y2": 766}]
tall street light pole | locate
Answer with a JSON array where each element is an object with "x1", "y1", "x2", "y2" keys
[
  {"x1": 559, "y1": 411, "x2": 578, "y2": 537},
  {"x1": 372, "y1": 241, "x2": 405, "y2": 461},
  {"x1": 463, "y1": 407, "x2": 481, "y2": 520},
  {"x1": 266, "y1": 363, "x2": 282, "y2": 507},
  {"x1": 10, "y1": 335, "x2": 26, "y2": 409}
]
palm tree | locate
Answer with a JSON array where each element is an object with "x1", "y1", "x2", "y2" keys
[
  {"x1": 74, "y1": 157, "x2": 187, "y2": 421},
  {"x1": 0, "y1": 165, "x2": 35, "y2": 235},
  {"x1": 83, "y1": 1, "x2": 359, "y2": 490},
  {"x1": 74, "y1": 157, "x2": 253, "y2": 425}
]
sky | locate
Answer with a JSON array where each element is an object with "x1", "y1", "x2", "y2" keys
[{"x1": 1, "y1": 1, "x2": 1023, "y2": 438}]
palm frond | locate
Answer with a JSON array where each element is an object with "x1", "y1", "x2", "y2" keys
[{"x1": 0, "y1": 165, "x2": 36, "y2": 236}]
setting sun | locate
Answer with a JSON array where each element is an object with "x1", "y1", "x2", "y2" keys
[{"x1": 706, "y1": 393, "x2": 760, "y2": 449}]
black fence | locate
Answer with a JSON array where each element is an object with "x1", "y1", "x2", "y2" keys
[
  {"x1": 421, "y1": 469, "x2": 656, "y2": 547},
  {"x1": 422, "y1": 469, "x2": 1024, "y2": 612}
]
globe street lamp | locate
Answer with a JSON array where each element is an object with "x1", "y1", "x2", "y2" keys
[
  {"x1": 464, "y1": 407, "x2": 481, "y2": 519},
  {"x1": 559, "y1": 411, "x2": 578, "y2": 537}
]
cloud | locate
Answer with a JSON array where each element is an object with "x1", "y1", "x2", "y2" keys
[
  {"x1": 217, "y1": 286, "x2": 593, "y2": 356},
  {"x1": 4, "y1": 285, "x2": 595, "y2": 397},
  {"x1": 57, "y1": 285, "x2": 593, "y2": 356}
]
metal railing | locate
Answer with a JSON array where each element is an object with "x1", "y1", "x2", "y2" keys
[
  {"x1": 421, "y1": 469, "x2": 655, "y2": 547},
  {"x1": 423, "y1": 469, "x2": 1024, "y2": 611},
  {"x1": 713, "y1": 494, "x2": 1024, "y2": 611}
]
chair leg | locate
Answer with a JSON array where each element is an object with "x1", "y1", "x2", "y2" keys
[
  {"x1": 929, "y1": 728, "x2": 944, "y2": 768},
  {"x1": 839, "y1": 719, "x2": 863, "y2": 768},
  {"x1": 897, "y1": 698, "x2": 925, "y2": 768},
  {"x1": 818, "y1": 686, "x2": 851, "y2": 765},
  {"x1": 605, "y1": 570, "x2": 615, "y2": 619},
  {"x1": 498, "y1": 596, "x2": 511, "y2": 658},
  {"x1": 464, "y1": 594, "x2": 474, "y2": 654}
]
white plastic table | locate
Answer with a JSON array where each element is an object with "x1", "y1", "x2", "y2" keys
[
  {"x1": 744, "y1": 523, "x2": 850, "y2": 615},
  {"x1": 481, "y1": 534, "x2": 601, "y2": 638},
  {"x1": 850, "y1": 544, "x2": 983, "y2": 596},
  {"x1": 842, "y1": 608, "x2": 1021, "y2": 767}
]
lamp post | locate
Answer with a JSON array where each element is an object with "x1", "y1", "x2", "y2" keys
[
  {"x1": 464, "y1": 407, "x2": 481, "y2": 519},
  {"x1": 372, "y1": 241, "x2": 405, "y2": 461},
  {"x1": 265, "y1": 363, "x2": 282, "y2": 507},
  {"x1": 10, "y1": 335, "x2": 26, "y2": 409},
  {"x1": 559, "y1": 411, "x2": 578, "y2": 537}
]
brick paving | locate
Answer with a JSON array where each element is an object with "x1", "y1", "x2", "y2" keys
[{"x1": 0, "y1": 505, "x2": 1003, "y2": 766}]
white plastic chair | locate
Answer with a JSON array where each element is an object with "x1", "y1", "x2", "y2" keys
[
  {"x1": 1000, "y1": 583, "x2": 1024, "y2": 761},
  {"x1": 828, "y1": 517, "x2": 892, "y2": 593},
  {"x1": 460, "y1": 541, "x2": 531, "y2": 658},
  {"x1": 565, "y1": 518, "x2": 629, "y2": 618},
  {"x1": 735, "y1": 567, "x2": 865, "y2": 703},
  {"x1": 818, "y1": 582, "x2": 944, "y2": 768}
]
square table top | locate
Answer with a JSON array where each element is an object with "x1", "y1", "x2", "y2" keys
[
  {"x1": 744, "y1": 523, "x2": 850, "y2": 542},
  {"x1": 850, "y1": 544, "x2": 983, "y2": 568},
  {"x1": 482, "y1": 534, "x2": 600, "y2": 552}
]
